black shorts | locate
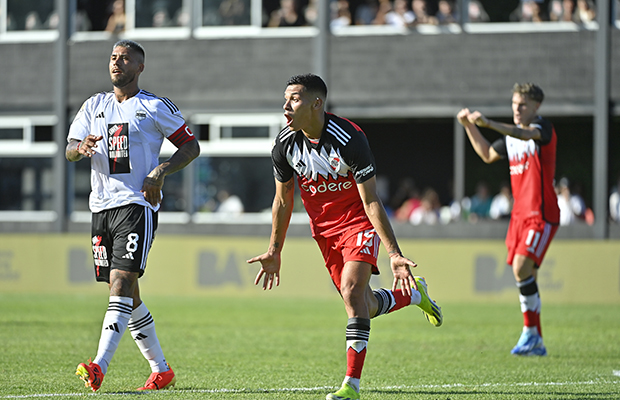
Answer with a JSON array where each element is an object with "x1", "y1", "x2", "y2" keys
[{"x1": 91, "y1": 204, "x2": 158, "y2": 283}]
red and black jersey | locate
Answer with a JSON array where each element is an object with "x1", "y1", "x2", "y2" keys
[
  {"x1": 491, "y1": 116, "x2": 560, "y2": 224},
  {"x1": 272, "y1": 112, "x2": 376, "y2": 238}
]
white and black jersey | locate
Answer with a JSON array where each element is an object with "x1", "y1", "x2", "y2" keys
[{"x1": 67, "y1": 90, "x2": 195, "y2": 213}]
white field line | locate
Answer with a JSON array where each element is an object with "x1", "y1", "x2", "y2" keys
[{"x1": 2, "y1": 380, "x2": 619, "y2": 398}]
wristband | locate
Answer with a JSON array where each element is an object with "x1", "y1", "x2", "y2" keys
[
  {"x1": 76, "y1": 141, "x2": 82, "y2": 151},
  {"x1": 388, "y1": 250, "x2": 402, "y2": 258}
]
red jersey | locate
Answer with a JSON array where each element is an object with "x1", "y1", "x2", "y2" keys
[
  {"x1": 491, "y1": 116, "x2": 560, "y2": 224},
  {"x1": 272, "y1": 112, "x2": 376, "y2": 238}
]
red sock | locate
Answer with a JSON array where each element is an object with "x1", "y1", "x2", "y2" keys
[
  {"x1": 523, "y1": 310, "x2": 541, "y2": 336},
  {"x1": 346, "y1": 345, "x2": 367, "y2": 379},
  {"x1": 389, "y1": 289, "x2": 412, "y2": 313}
]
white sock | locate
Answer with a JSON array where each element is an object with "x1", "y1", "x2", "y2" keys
[
  {"x1": 410, "y1": 290, "x2": 422, "y2": 305},
  {"x1": 128, "y1": 302, "x2": 168, "y2": 373},
  {"x1": 93, "y1": 296, "x2": 133, "y2": 375},
  {"x1": 343, "y1": 376, "x2": 360, "y2": 392}
]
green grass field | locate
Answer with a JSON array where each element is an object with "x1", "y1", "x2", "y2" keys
[{"x1": 0, "y1": 293, "x2": 618, "y2": 399}]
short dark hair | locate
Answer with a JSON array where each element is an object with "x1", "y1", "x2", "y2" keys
[
  {"x1": 113, "y1": 39, "x2": 145, "y2": 61},
  {"x1": 286, "y1": 74, "x2": 328, "y2": 98},
  {"x1": 512, "y1": 82, "x2": 544, "y2": 103}
]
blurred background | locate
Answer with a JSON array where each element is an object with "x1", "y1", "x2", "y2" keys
[{"x1": 0, "y1": 0, "x2": 619, "y2": 240}]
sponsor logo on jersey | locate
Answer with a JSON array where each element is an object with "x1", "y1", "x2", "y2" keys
[
  {"x1": 300, "y1": 179, "x2": 354, "y2": 195},
  {"x1": 107, "y1": 123, "x2": 130, "y2": 174},
  {"x1": 96, "y1": 112, "x2": 105, "y2": 119},
  {"x1": 354, "y1": 164, "x2": 374, "y2": 181},
  {"x1": 135, "y1": 110, "x2": 146, "y2": 120}
]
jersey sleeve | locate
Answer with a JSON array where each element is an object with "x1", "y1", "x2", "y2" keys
[
  {"x1": 155, "y1": 98, "x2": 196, "y2": 147},
  {"x1": 346, "y1": 129, "x2": 377, "y2": 184},
  {"x1": 271, "y1": 135, "x2": 294, "y2": 183},
  {"x1": 530, "y1": 118, "x2": 553, "y2": 146},
  {"x1": 67, "y1": 98, "x2": 94, "y2": 143},
  {"x1": 491, "y1": 137, "x2": 507, "y2": 158}
]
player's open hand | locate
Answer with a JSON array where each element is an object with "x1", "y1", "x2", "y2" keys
[
  {"x1": 247, "y1": 252, "x2": 281, "y2": 290},
  {"x1": 390, "y1": 254, "x2": 417, "y2": 296},
  {"x1": 141, "y1": 174, "x2": 164, "y2": 206}
]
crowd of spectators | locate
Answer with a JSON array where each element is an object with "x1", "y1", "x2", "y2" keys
[
  {"x1": 4, "y1": 0, "x2": 615, "y2": 32},
  {"x1": 384, "y1": 175, "x2": 620, "y2": 227}
]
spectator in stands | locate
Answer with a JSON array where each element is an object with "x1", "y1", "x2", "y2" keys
[
  {"x1": 490, "y1": 182, "x2": 513, "y2": 220},
  {"x1": 304, "y1": 0, "x2": 318, "y2": 25},
  {"x1": 575, "y1": 0, "x2": 596, "y2": 23},
  {"x1": 384, "y1": 0, "x2": 415, "y2": 27},
  {"x1": 267, "y1": 0, "x2": 306, "y2": 27},
  {"x1": 219, "y1": 0, "x2": 250, "y2": 25},
  {"x1": 411, "y1": 0, "x2": 438, "y2": 25},
  {"x1": 610, "y1": 175, "x2": 620, "y2": 223},
  {"x1": 331, "y1": 0, "x2": 352, "y2": 29},
  {"x1": 394, "y1": 184, "x2": 421, "y2": 222},
  {"x1": 215, "y1": 189, "x2": 244, "y2": 216},
  {"x1": 105, "y1": 0, "x2": 126, "y2": 34},
  {"x1": 556, "y1": 177, "x2": 590, "y2": 225},
  {"x1": 468, "y1": 0, "x2": 490, "y2": 22},
  {"x1": 436, "y1": 0, "x2": 458, "y2": 24},
  {"x1": 510, "y1": 0, "x2": 549, "y2": 22},
  {"x1": 24, "y1": 11, "x2": 43, "y2": 30},
  {"x1": 355, "y1": 0, "x2": 380, "y2": 25},
  {"x1": 409, "y1": 187, "x2": 441, "y2": 225},
  {"x1": 469, "y1": 181, "x2": 492, "y2": 221}
]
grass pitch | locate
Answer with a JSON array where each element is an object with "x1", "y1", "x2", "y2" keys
[{"x1": 0, "y1": 293, "x2": 618, "y2": 399}]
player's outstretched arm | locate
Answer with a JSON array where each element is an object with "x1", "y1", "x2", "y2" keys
[
  {"x1": 357, "y1": 177, "x2": 417, "y2": 295},
  {"x1": 457, "y1": 108, "x2": 501, "y2": 164},
  {"x1": 247, "y1": 178, "x2": 295, "y2": 290}
]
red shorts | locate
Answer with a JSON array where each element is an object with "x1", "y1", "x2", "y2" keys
[
  {"x1": 315, "y1": 226, "x2": 381, "y2": 292},
  {"x1": 505, "y1": 216, "x2": 558, "y2": 267}
]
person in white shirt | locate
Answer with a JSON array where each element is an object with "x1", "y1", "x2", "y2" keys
[{"x1": 66, "y1": 39, "x2": 200, "y2": 392}]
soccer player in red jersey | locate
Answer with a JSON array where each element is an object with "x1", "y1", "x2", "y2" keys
[
  {"x1": 248, "y1": 74, "x2": 443, "y2": 400},
  {"x1": 457, "y1": 83, "x2": 560, "y2": 356}
]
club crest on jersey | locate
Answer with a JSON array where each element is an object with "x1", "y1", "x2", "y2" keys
[
  {"x1": 135, "y1": 110, "x2": 147, "y2": 121},
  {"x1": 329, "y1": 156, "x2": 341, "y2": 171}
]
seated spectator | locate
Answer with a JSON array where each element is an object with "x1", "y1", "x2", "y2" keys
[
  {"x1": 105, "y1": 0, "x2": 126, "y2": 34},
  {"x1": 436, "y1": 0, "x2": 458, "y2": 24},
  {"x1": 24, "y1": 11, "x2": 43, "y2": 30},
  {"x1": 372, "y1": 0, "x2": 394, "y2": 25},
  {"x1": 575, "y1": 0, "x2": 596, "y2": 23},
  {"x1": 216, "y1": 189, "x2": 244, "y2": 215},
  {"x1": 409, "y1": 187, "x2": 441, "y2": 225},
  {"x1": 219, "y1": 0, "x2": 250, "y2": 25},
  {"x1": 510, "y1": 0, "x2": 549, "y2": 22},
  {"x1": 384, "y1": 0, "x2": 415, "y2": 27},
  {"x1": 355, "y1": 0, "x2": 380, "y2": 25},
  {"x1": 469, "y1": 181, "x2": 492, "y2": 220},
  {"x1": 410, "y1": 0, "x2": 438, "y2": 25},
  {"x1": 391, "y1": 178, "x2": 420, "y2": 222},
  {"x1": 489, "y1": 182, "x2": 512, "y2": 220},
  {"x1": 468, "y1": 0, "x2": 490, "y2": 22},
  {"x1": 331, "y1": 0, "x2": 352, "y2": 29},
  {"x1": 556, "y1": 177, "x2": 593, "y2": 225},
  {"x1": 267, "y1": 0, "x2": 306, "y2": 27},
  {"x1": 304, "y1": 0, "x2": 318, "y2": 26},
  {"x1": 610, "y1": 176, "x2": 620, "y2": 223}
]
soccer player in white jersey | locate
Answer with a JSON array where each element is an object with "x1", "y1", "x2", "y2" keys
[
  {"x1": 248, "y1": 74, "x2": 443, "y2": 400},
  {"x1": 457, "y1": 83, "x2": 560, "y2": 356},
  {"x1": 66, "y1": 40, "x2": 200, "y2": 391}
]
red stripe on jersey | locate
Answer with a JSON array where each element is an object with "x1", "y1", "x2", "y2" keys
[{"x1": 167, "y1": 124, "x2": 196, "y2": 148}]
